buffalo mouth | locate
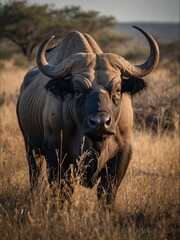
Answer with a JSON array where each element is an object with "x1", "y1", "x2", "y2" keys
[
  {"x1": 83, "y1": 124, "x2": 115, "y2": 151},
  {"x1": 86, "y1": 133, "x2": 111, "y2": 151},
  {"x1": 88, "y1": 133, "x2": 109, "y2": 142}
]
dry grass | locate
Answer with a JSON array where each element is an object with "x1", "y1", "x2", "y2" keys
[
  {"x1": 133, "y1": 64, "x2": 180, "y2": 132},
  {"x1": 0, "y1": 61, "x2": 179, "y2": 239}
]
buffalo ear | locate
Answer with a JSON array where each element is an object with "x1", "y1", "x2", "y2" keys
[
  {"x1": 122, "y1": 77, "x2": 147, "y2": 95},
  {"x1": 45, "y1": 77, "x2": 74, "y2": 98}
]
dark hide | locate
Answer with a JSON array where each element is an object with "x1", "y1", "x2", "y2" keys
[
  {"x1": 46, "y1": 76, "x2": 147, "y2": 98},
  {"x1": 122, "y1": 77, "x2": 147, "y2": 95},
  {"x1": 45, "y1": 77, "x2": 74, "y2": 100}
]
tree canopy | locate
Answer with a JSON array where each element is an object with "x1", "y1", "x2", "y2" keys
[{"x1": 0, "y1": 0, "x2": 129, "y2": 60}]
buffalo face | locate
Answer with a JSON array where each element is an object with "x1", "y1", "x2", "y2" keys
[
  {"x1": 74, "y1": 75, "x2": 146, "y2": 150},
  {"x1": 79, "y1": 90, "x2": 118, "y2": 150},
  {"x1": 79, "y1": 92, "x2": 118, "y2": 149},
  {"x1": 45, "y1": 68, "x2": 146, "y2": 152}
]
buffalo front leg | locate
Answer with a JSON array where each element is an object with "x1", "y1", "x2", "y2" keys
[
  {"x1": 97, "y1": 145, "x2": 132, "y2": 207},
  {"x1": 42, "y1": 145, "x2": 60, "y2": 186},
  {"x1": 42, "y1": 142, "x2": 74, "y2": 202},
  {"x1": 26, "y1": 144, "x2": 43, "y2": 189}
]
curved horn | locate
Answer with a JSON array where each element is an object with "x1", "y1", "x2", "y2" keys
[
  {"x1": 118, "y1": 26, "x2": 160, "y2": 77},
  {"x1": 36, "y1": 36, "x2": 93, "y2": 78}
]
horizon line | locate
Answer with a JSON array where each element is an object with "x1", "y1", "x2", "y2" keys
[{"x1": 117, "y1": 20, "x2": 179, "y2": 24}]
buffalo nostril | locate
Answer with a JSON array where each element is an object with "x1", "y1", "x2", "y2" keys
[
  {"x1": 105, "y1": 116, "x2": 111, "y2": 127},
  {"x1": 88, "y1": 116, "x2": 97, "y2": 127},
  {"x1": 88, "y1": 115, "x2": 112, "y2": 129}
]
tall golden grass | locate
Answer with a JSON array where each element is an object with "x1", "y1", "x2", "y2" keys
[{"x1": 0, "y1": 61, "x2": 179, "y2": 239}]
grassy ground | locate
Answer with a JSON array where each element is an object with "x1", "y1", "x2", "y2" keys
[{"x1": 0, "y1": 61, "x2": 179, "y2": 239}]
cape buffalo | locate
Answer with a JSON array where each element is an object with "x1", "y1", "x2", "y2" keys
[{"x1": 16, "y1": 26, "x2": 159, "y2": 206}]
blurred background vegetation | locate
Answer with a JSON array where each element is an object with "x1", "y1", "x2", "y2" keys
[
  {"x1": 0, "y1": 0, "x2": 129, "y2": 62},
  {"x1": 0, "y1": 1, "x2": 179, "y2": 66},
  {"x1": 0, "y1": 0, "x2": 179, "y2": 133}
]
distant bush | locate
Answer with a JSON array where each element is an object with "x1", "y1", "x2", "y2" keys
[
  {"x1": 0, "y1": 1, "x2": 117, "y2": 60},
  {"x1": 13, "y1": 54, "x2": 29, "y2": 67},
  {"x1": 0, "y1": 61, "x2": 5, "y2": 69},
  {"x1": 124, "y1": 47, "x2": 149, "y2": 61},
  {"x1": 0, "y1": 47, "x2": 13, "y2": 60},
  {"x1": 159, "y1": 41, "x2": 180, "y2": 62},
  {"x1": 94, "y1": 30, "x2": 131, "y2": 53}
]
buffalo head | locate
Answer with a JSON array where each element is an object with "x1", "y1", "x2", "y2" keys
[{"x1": 37, "y1": 26, "x2": 159, "y2": 151}]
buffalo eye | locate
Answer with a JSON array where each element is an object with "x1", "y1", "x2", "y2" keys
[
  {"x1": 74, "y1": 87, "x2": 87, "y2": 99},
  {"x1": 74, "y1": 88, "x2": 81, "y2": 97},
  {"x1": 115, "y1": 87, "x2": 121, "y2": 97},
  {"x1": 112, "y1": 85, "x2": 121, "y2": 105}
]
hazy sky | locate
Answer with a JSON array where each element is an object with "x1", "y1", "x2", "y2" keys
[{"x1": 2, "y1": 0, "x2": 179, "y2": 22}]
